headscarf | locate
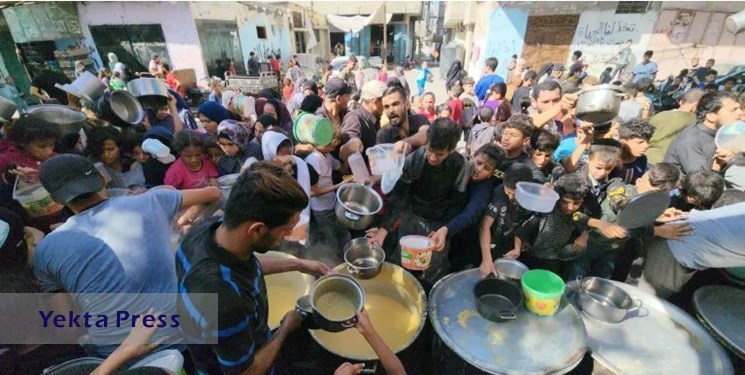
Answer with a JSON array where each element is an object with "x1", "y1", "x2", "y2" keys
[
  {"x1": 217, "y1": 119, "x2": 250, "y2": 147},
  {"x1": 446, "y1": 60, "x2": 464, "y2": 90},
  {"x1": 255, "y1": 97, "x2": 293, "y2": 134},
  {"x1": 260, "y1": 131, "x2": 311, "y2": 218},
  {"x1": 288, "y1": 77, "x2": 308, "y2": 115},
  {"x1": 168, "y1": 89, "x2": 189, "y2": 112},
  {"x1": 198, "y1": 101, "x2": 230, "y2": 124},
  {"x1": 394, "y1": 66, "x2": 410, "y2": 95}
]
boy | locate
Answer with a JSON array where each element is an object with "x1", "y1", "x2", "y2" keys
[
  {"x1": 466, "y1": 106, "x2": 496, "y2": 157},
  {"x1": 460, "y1": 77, "x2": 478, "y2": 140},
  {"x1": 448, "y1": 84, "x2": 464, "y2": 127},
  {"x1": 510, "y1": 172, "x2": 590, "y2": 277},
  {"x1": 415, "y1": 61, "x2": 433, "y2": 96},
  {"x1": 530, "y1": 130, "x2": 561, "y2": 180},
  {"x1": 613, "y1": 118, "x2": 654, "y2": 184},
  {"x1": 498, "y1": 114, "x2": 545, "y2": 182},
  {"x1": 478, "y1": 164, "x2": 534, "y2": 277},
  {"x1": 436, "y1": 103, "x2": 451, "y2": 120},
  {"x1": 304, "y1": 132, "x2": 350, "y2": 266},
  {"x1": 511, "y1": 70, "x2": 537, "y2": 111},
  {"x1": 672, "y1": 171, "x2": 724, "y2": 211},
  {"x1": 460, "y1": 76, "x2": 478, "y2": 104},
  {"x1": 700, "y1": 69, "x2": 718, "y2": 89}
]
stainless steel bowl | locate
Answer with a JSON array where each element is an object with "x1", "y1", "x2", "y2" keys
[
  {"x1": 108, "y1": 90, "x2": 144, "y2": 126},
  {"x1": 310, "y1": 273, "x2": 365, "y2": 332},
  {"x1": 335, "y1": 183, "x2": 383, "y2": 230},
  {"x1": 575, "y1": 84, "x2": 624, "y2": 124},
  {"x1": 26, "y1": 104, "x2": 86, "y2": 136},
  {"x1": 343, "y1": 237, "x2": 385, "y2": 279},
  {"x1": 127, "y1": 78, "x2": 169, "y2": 99},
  {"x1": 579, "y1": 277, "x2": 641, "y2": 323},
  {"x1": 494, "y1": 258, "x2": 529, "y2": 282}
]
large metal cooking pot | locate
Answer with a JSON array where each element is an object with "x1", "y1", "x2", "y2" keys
[
  {"x1": 26, "y1": 104, "x2": 86, "y2": 136},
  {"x1": 343, "y1": 237, "x2": 385, "y2": 279},
  {"x1": 264, "y1": 251, "x2": 315, "y2": 330},
  {"x1": 108, "y1": 90, "x2": 144, "y2": 126},
  {"x1": 335, "y1": 183, "x2": 383, "y2": 230},
  {"x1": 0, "y1": 95, "x2": 18, "y2": 123},
  {"x1": 310, "y1": 273, "x2": 365, "y2": 333},
  {"x1": 127, "y1": 78, "x2": 169, "y2": 109},
  {"x1": 311, "y1": 262, "x2": 427, "y2": 361},
  {"x1": 55, "y1": 71, "x2": 106, "y2": 106},
  {"x1": 578, "y1": 277, "x2": 641, "y2": 323},
  {"x1": 575, "y1": 84, "x2": 624, "y2": 124}
]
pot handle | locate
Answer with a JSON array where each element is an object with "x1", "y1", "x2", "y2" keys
[
  {"x1": 345, "y1": 211, "x2": 361, "y2": 221},
  {"x1": 347, "y1": 264, "x2": 360, "y2": 275},
  {"x1": 498, "y1": 311, "x2": 516, "y2": 320},
  {"x1": 360, "y1": 362, "x2": 378, "y2": 374},
  {"x1": 628, "y1": 298, "x2": 643, "y2": 313},
  {"x1": 341, "y1": 316, "x2": 359, "y2": 328}
]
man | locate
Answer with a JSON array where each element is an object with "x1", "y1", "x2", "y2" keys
[
  {"x1": 611, "y1": 39, "x2": 633, "y2": 81},
  {"x1": 544, "y1": 64, "x2": 564, "y2": 83},
  {"x1": 342, "y1": 80, "x2": 386, "y2": 150},
  {"x1": 370, "y1": 119, "x2": 471, "y2": 286},
  {"x1": 646, "y1": 89, "x2": 704, "y2": 164},
  {"x1": 512, "y1": 70, "x2": 537, "y2": 112},
  {"x1": 692, "y1": 58, "x2": 715, "y2": 88},
  {"x1": 317, "y1": 77, "x2": 351, "y2": 130},
  {"x1": 30, "y1": 65, "x2": 70, "y2": 105},
  {"x1": 376, "y1": 86, "x2": 431, "y2": 152},
  {"x1": 419, "y1": 92, "x2": 436, "y2": 122},
  {"x1": 664, "y1": 91, "x2": 742, "y2": 175},
  {"x1": 148, "y1": 54, "x2": 162, "y2": 77},
  {"x1": 338, "y1": 55, "x2": 358, "y2": 93},
  {"x1": 268, "y1": 55, "x2": 281, "y2": 76},
  {"x1": 208, "y1": 78, "x2": 223, "y2": 103},
  {"x1": 723, "y1": 77, "x2": 736, "y2": 92},
  {"x1": 247, "y1": 51, "x2": 260, "y2": 77},
  {"x1": 176, "y1": 162, "x2": 330, "y2": 374},
  {"x1": 631, "y1": 50, "x2": 658, "y2": 84},
  {"x1": 529, "y1": 80, "x2": 576, "y2": 134},
  {"x1": 33, "y1": 154, "x2": 220, "y2": 357},
  {"x1": 474, "y1": 57, "x2": 505, "y2": 101},
  {"x1": 562, "y1": 64, "x2": 582, "y2": 91}
]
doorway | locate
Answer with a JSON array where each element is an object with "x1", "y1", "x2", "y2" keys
[
  {"x1": 521, "y1": 15, "x2": 579, "y2": 71},
  {"x1": 196, "y1": 21, "x2": 246, "y2": 78},
  {"x1": 330, "y1": 32, "x2": 346, "y2": 56}
]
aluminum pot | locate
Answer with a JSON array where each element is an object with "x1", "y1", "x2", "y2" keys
[
  {"x1": 494, "y1": 258, "x2": 529, "y2": 282},
  {"x1": 579, "y1": 277, "x2": 642, "y2": 323},
  {"x1": 310, "y1": 273, "x2": 365, "y2": 332},
  {"x1": 0, "y1": 95, "x2": 18, "y2": 123},
  {"x1": 574, "y1": 84, "x2": 625, "y2": 124},
  {"x1": 474, "y1": 277, "x2": 523, "y2": 322},
  {"x1": 343, "y1": 237, "x2": 385, "y2": 279},
  {"x1": 26, "y1": 104, "x2": 86, "y2": 136},
  {"x1": 55, "y1": 71, "x2": 106, "y2": 106},
  {"x1": 335, "y1": 183, "x2": 382, "y2": 230},
  {"x1": 127, "y1": 78, "x2": 169, "y2": 98},
  {"x1": 108, "y1": 90, "x2": 144, "y2": 126}
]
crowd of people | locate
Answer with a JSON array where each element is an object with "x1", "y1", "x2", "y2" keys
[{"x1": 0, "y1": 44, "x2": 744, "y2": 375}]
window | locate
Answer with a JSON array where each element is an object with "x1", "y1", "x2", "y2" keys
[
  {"x1": 390, "y1": 14, "x2": 405, "y2": 23},
  {"x1": 615, "y1": 1, "x2": 649, "y2": 14},
  {"x1": 295, "y1": 31, "x2": 306, "y2": 53},
  {"x1": 293, "y1": 11, "x2": 304, "y2": 28},
  {"x1": 256, "y1": 26, "x2": 267, "y2": 39}
]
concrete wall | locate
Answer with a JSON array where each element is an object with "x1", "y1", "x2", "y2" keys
[
  {"x1": 569, "y1": 10, "x2": 660, "y2": 77},
  {"x1": 299, "y1": 2, "x2": 422, "y2": 16},
  {"x1": 77, "y1": 2, "x2": 208, "y2": 83},
  {"x1": 469, "y1": 5, "x2": 527, "y2": 79}
]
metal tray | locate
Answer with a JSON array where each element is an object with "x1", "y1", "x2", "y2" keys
[{"x1": 567, "y1": 280, "x2": 733, "y2": 374}]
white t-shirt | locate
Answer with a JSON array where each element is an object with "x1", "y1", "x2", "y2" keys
[{"x1": 304, "y1": 151, "x2": 339, "y2": 211}]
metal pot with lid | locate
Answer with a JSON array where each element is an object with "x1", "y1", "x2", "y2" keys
[{"x1": 574, "y1": 84, "x2": 624, "y2": 125}]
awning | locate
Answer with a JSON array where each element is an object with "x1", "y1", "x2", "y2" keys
[{"x1": 325, "y1": 4, "x2": 393, "y2": 34}]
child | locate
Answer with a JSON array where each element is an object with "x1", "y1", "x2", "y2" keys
[
  {"x1": 164, "y1": 129, "x2": 218, "y2": 189},
  {"x1": 204, "y1": 136, "x2": 224, "y2": 167},
  {"x1": 411, "y1": 95, "x2": 423, "y2": 114},
  {"x1": 436, "y1": 103, "x2": 451, "y2": 119},
  {"x1": 85, "y1": 126, "x2": 146, "y2": 190},
  {"x1": 99, "y1": 68, "x2": 111, "y2": 89},
  {"x1": 282, "y1": 77, "x2": 293, "y2": 103},
  {"x1": 530, "y1": 130, "x2": 561, "y2": 180},
  {"x1": 215, "y1": 120, "x2": 250, "y2": 176},
  {"x1": 479, "y1": 163, "x2": 534, "y2": 278},
  {"x1": 614, "y1": 118, "x2": 654, "y2": 185},
  {"x1": 672, "y1": 171, "x2": 724, "y2": 211},
  {"x1": 448, "y1": 84, "x2": 464, "y2": 127},
  {"x1": 109, "y1": 71, "x2": 125, "y2": 90},
  {"x1": 460, "y1": 77, "x2": 478, "y2": 140},
  {"x1": 480, "y1": 82, "x2": 512, "y2": 123},
  {"x1": 304, "y1": 132, "x2": 349, "y2": 266},
  {"x1": 498, "y1": 114, "x2": 544, "y2": 182},
  {"x1": 466, "y1": 106, "x2": 497, "y2": 158},
  {"x1": 510, "y1": 172, "x2": 590, "y2": 277},
  {"x1": 415, "y1": 60, "x2": 433, "y2": 96},
  {"x1": 511, "y1": 70, "x2": 537, "y2": 111}
]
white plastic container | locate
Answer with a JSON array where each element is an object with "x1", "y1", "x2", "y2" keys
[
  {"x1": 366, "y1": 144, "x2": 402, "y2": 175},
  {"x1": 516, "y1": 182, "x2": 559, "y2": 213},
  {"x1": 348, "y1": 152, "x2": 371, "y2": 184}
]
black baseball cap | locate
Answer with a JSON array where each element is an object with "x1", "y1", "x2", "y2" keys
[
  {"x1": 40, "y1": 154, "x2": 104, "y2": 204},
  {"x1": 323, "y1": 77, "x2": 352, "y2": 99}
]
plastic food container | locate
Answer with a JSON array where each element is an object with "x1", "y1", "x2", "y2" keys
[
  {"x1": 521, "y1": 269, "x2": 565, "y2": 316},
  {"x1": 399, "y1": 235, "x2": 434, "y2": 271},
  {"x1": 293, "y1": 112, "x2": 334, "y2": 147},
  {"x1": 284, "y1": 213, "x2": 310, "y2": 244},
  {"x1": 715, "y1": 121, "x2": 745, "y2": 151},
  {"x1": 366, "y1": 144, "x2": 402, "y2": 175},
  {"x1": 516, "y1": 182, "x2": 559, "y2": 213}
]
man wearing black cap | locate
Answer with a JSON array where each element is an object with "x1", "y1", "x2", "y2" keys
[
  {"x1": 33, "y1": 154, "x2": 220, "y2": 357},
  {"x1": 317, "y1": 77, "x2": 351, "y2": 129}
]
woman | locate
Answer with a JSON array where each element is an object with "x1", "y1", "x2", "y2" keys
[
  {"x1": 445, "y1": 60, "x2": 465, "y2": 91},
  {"x1": 255, "y1": 97, "x2": 293, "y2": 135},
  {"x1": 215, "y1": 119, "x2": 250, "y2": 176},
  {"x1": 287, "y1": 77, "x2": 308, "y2": 116},
  {"x1": 506, "y1": 58, "x2": 526, "y2": 101},
  {"x1": 86, "y1": 127, "x2": 145, "y2": 190},
  {"x1": 107, "y1": 53, "x2": 127, "y2": 81},
  {"x1": 197, "y1": 101, "x2": 231, "y2": 137},
  {"x1": 74, "y1": 60, "x2": 87, "y2": 78}
]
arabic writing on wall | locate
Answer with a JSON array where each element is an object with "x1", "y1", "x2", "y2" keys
[{"x1": 575, "y1": 20, "x2": 638, "y2": 45}]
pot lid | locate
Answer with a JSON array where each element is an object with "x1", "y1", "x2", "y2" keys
[
  {"x1": 429, "y1": 269, "x2": 587, "y2": 374},
  {"x1": 693, "y1": 285, "x2": 745, "y2": 358},
  {"x1": 616, "y1": 190, "x2": 670, "y2": 229}
]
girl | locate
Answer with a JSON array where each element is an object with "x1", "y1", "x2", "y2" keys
[
  {"x1": 86, "y1": 127, "x2": 146, "y2": 190},
  {"x1": 109, "y1": 71, "x2": 125, "y2": 90},
  {"x1": 164, "y1": 130, "x2": 218, "y2": 189},
  {"x1": 262, "y1": 131, "x2": 313, "y2": 220},
  {"x1": 480, "y1": 83, "x2": 512, "y2": 124},
  {"x1": 197, "y1": 101, "x2": 231, "y2": 137},
  {"x1": 378, "y1": 63, "x2": 388, "y2": 83},
  {"x1": 99, "y1": 68, "x2": 112, "y2": 90},
  {"x1": 215, "y1": 120, "x2": 250, "y2": 176},
  {"x1": 227, "y1": 59, "x2": 237, "y2": 76},
  {"x1": 282, "y1": 77, "x2": 293, "y2": 104}
]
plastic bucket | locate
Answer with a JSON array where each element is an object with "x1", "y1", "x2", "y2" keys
[
  {"x1": 399, "y1": 235, "x2": 433, "y2": 271},
  {"x1": 284, "y1": 213, "x2": 310, "y2": 243},
  {"x1": 293, "y1": 112, "x2": 333, "y2": 147},
  {"x1": 521, "y1": 269, "x2": 565, "y2": 316}
]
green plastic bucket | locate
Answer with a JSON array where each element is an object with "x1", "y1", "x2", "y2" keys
[
  {"x1": 293, "y1": 112, "x2": 333, "y2": 147},
  {"x1": 521, "y1": 269, "x2": 565, "y2": 316}
]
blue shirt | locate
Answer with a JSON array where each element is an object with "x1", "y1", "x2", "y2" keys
[
  {"x1": 446, "y1": 178, "x2": 493, "y2": 235},
  {"x1": 416, "y1": 68, "x2": 431, "y2": 86},
  {"x1": 632, "y1": 61, "x2": 658, "y2": 83},
  {"x1": 475, "y1": 74, "x2": 505, "y2": 101},
  {"x1": 33, "y1": 190, "x2": 183, "y2": 355},
  {"x1": 553, "y1": 136, "x2": 585, "y2": 164}
]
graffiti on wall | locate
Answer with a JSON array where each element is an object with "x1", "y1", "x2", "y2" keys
[
  {"x1": 483, "y1": 7, "x2": 528, "y2": 77},
  {"x1": 575, "y1": 21, "x2": 638, "y2": 45}
]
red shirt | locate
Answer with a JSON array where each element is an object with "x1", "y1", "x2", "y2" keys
[
  {"x1": 270, "y1": 59, "x2": 281, "y2": 73},
  {"x1": 448, "y1": 98, "x2": 464, "y2": 127},
  {"x1": 418, "y1": 109, "x2": 436, "y2": 123}
]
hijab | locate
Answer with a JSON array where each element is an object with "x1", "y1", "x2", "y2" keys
[
  {"x1": 198, "y1": 101, "x2": 230, "y2": 124},
  {"x1": 255, "y1": 97, "x2": 293, "y2": 134},
  {"x1": 261, "y1": 131, "x2": 311, "y2": 217},
  {"x1": 446, "y1": 60, "x2": 464, "y2": 90},
  {"x1": 288, "y1": 77, "x2": 308, "y2": 116},
  {"x1": 217, "y1": 120, "x2": 250, "y2": 147}
]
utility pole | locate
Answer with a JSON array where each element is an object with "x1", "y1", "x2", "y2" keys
[{"x1": 383, "y1": 1, "x2": 387, "y2": 62}]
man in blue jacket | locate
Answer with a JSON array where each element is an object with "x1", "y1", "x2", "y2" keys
[{"x1": 475, "y1": 57, "x2": 505, "y2": 101}]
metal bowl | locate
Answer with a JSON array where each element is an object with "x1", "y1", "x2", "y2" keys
[
  {"x1": 343, "y1": 237, "x2": 385, "y2": 279},
  {"x1": 335, "y1": 183, "x2": 382, "y2": 230},
  {"x1": 108, "y1": 90, "x2": 144, "y2": 126},
  {"x1": 26, "y1": 104, "x2": 86, "y2": 136},
  {"x1": 127, "y1": 78, "x2": 169, "y2": 99},
  {"x1": 579, "y1": 277, "x2": 641, "y2": 323},
  {"x1": 310, "y1": 273, "x2": 366, "y2": 332},
  {"x1": 575, "y1": 84, "x2": 624, "y2": 124},
  {"x1": 494, "y1": 258, "x2": 529, "y2": 282}
]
